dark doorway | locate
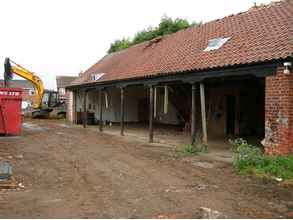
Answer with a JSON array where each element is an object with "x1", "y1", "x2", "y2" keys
[
  {"x1": 226, "y1": 95, "x2": 236, "y2": 135},
  {"x1": 138, "y1": 98, "x2": 149, "y2": 122}
]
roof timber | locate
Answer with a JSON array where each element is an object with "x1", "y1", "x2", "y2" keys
[{"x1": 68, "y1": 61, "x2": 279, "y2": 92}]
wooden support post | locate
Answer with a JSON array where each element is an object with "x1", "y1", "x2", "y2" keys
[
  {"x1": 120, "y1": 87, "x2": 125, "y2": 136},
  {"x1": 200, "y1": 82, "x2": 208, "y2": 144},
  {"x1": 99, "y1": 90, "x2": 103, "y2": 132},
  {"x1": 74, "y1": 91, "x2": 78, "y2": 124},
  {"x1": 191, "y1": 83, "x2": 196, "y2": 144},
  {"x1": 105, "y1": 91, "x2": 109, "y2": 109},
  {"x1": 164, "y1": 85, "x2": 168, "y2": 114},
  {"x1": 149, "y1": 85, "x2": 154, "y2": 143},
  {"x1": 154, "y1": 87, "x2": 157, "y2": 118},
  {"x1": 83, "y1": 90, "x2": 87, "y2": 128}
]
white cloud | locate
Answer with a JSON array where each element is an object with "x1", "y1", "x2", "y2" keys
[{"x1": 0, "y1": 0, "x2": 273, "y2": 89}]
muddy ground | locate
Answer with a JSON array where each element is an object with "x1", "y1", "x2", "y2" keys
[{"x1": 0, "y1": 119, "x2": 292, "y2": 218}]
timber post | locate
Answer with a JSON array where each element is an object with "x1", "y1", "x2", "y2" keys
[
  {"x1": 99, "y1": 89, "x2": 103, "y2": 132},
  {"x1": 200, "y1": 82, "x2": 208, "y2": 144},
  {"x1": 82, "y1": 90, "x2": 87, "y2": 128},
  {"x1": 120, "y1": 87, "x2": 125, "y2": 136},
  {"x1": 191, "y1": 83, "x2": 196, "y2": 144},
  {"x1": 149, "y1": 85, "x2": 154, "y2": 143},
  {"x1": 73, "y1": 90, "x2": 77, "y2": 124}
]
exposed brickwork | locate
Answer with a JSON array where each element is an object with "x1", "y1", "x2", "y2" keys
[{"x1": 264, "y1": 66, "x2": 293, "y2": 155}]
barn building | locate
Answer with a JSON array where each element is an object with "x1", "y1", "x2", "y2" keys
[{"x1": 67, "y1": 1, "x2": 293, "y2": 155}]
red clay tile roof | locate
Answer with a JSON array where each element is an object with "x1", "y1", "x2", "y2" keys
[
  {"x1": 56, "y1": 75, "x2": 78, "y2": 88},
  {"x1": 0, "y1": 79, "x2": 34, "y2": 89},
  {"x1": 71, "y1": 0, "x2": 293, "y2": 87}
]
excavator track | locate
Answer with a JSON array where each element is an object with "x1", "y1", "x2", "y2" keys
[{"x1": 32, "y1": 108, "x2": 53, "y2": 119}]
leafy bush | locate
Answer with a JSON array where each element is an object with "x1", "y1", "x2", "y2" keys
[{"x1": 230, "y1": 138, "x2": 293, "y2": 180}]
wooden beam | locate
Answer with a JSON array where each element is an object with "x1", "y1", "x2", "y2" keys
[
  {"x1": 99, "y1": 90, "x2": 103, "y2": 132},
  {"x1": 191, "y1": 83, "x2": 196, "y2": 144},
  {"x1": 82, "y1": 90, "x2": 87, "y2": 128},
  {"x1": 200, "y1": 83, "x2": 208, "y2": 144},
  {"x1": 149, "y1": 86, "x2": 154, "y2": 143},
  {"x1": 67, "y1": 62, "x2": 278, "y2": 91},
  {"x1": 120, "y1": 87, "x2": 125, "y2": 136}
]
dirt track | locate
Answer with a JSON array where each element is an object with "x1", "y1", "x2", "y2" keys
[{"x1": 0, "y1": 119, "x2": 292, "y2": 218}]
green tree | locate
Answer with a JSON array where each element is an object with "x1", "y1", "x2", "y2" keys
[
  {"x1": 156, "y1": 16, "x2": 191, "y2": 36},
  {"x1": 108, "y1": 16, "x2": 198, "y2": 53},
  {"x1": 132, "y1": 27, "x2": 158, "y2": 45},
  {"x1": 107, "y1": 38, "x2": 131, "y2": 54}
]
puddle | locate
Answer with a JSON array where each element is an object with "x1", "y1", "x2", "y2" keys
[
  {"x1": 40, "y1": 198, "x2": 62, "y2": 204},
  {"x1": 0, "y1": 136, "x2": 21, "y2": 140},
  {"x1": 192, "y1": 161, "x2": 214, "y2": 169},
  {"x1": 22, "y1": 123, "x2": 45, "y2": 131},
  {"x1": 59, "y1": 124, "x2": 70, "y2": 128},
  {"x1": 56, "y1": 132, "x2": 65, "y2": 135}
]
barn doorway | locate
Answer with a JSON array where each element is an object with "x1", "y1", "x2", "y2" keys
[{"x1": 226, "y1": 95, "x2": 236, "y2": 135}]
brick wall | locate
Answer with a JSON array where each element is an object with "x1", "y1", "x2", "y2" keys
[{"x1": 264, "y1": 66, "x2": 293, "y2": 155}]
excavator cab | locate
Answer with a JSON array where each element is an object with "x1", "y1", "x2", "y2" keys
[{"x1": 42, "y1": 90, "x2": 66, "y2": 118}]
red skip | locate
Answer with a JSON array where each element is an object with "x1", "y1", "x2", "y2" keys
[{"x1": 0, "y1": 88, "x2": 23, "y2": 135}]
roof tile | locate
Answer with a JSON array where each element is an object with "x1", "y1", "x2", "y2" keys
[{"x1": 71, "y1": 0, "x2": 293, "y2": 87}]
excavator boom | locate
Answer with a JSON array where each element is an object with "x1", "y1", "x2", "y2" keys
[{"x1": 4, "y1": 58, "x2": 44, "y2": 109}]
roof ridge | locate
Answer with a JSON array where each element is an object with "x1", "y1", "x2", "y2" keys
[
  {"x1": 200, "y1": 0, "x2": 284, "y2": 27},
  {"x1": 56, "y1": 75, "x2": 77, "y2": 78}
]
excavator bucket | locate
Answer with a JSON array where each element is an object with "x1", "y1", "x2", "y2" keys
[{"x1": 4, "y1": 58, "x2": 13, "y2": 87}]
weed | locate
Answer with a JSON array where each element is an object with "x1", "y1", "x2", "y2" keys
[
  {"x1": 192, "y1": 133, "x2": 208, "y2": 153},
  {"x1": 179, "y1": 135, "x2": 208, "y2": 155},
  {"x1": 230, "y1": 138, "x2": 293, "y2": 180},
  {"x1": 180, "y1": 144, "x2": 199, "y2": 155}
]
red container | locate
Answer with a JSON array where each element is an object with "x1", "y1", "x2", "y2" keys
[{"x1": 0, "y1": 88, "x2": 23, "y2": 135}]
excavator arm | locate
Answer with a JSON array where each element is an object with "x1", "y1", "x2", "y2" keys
[{"x1": 4, "y1": 58, "x2": 44, "y2": 109}]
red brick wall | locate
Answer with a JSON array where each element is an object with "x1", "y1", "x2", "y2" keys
[{"x1": 264, "y1": 66, "x2": 293, "y2": 155}]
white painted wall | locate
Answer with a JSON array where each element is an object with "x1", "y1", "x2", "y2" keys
[
  {"x1": 155, "y1": 89, "x2": 181, "y2": 125},
  {"x1": 66, "y1": 90, "x2": 74, "y2": 122},
  {"x1": 73, "y1": 86, "x2": 181, "y2": 125}
]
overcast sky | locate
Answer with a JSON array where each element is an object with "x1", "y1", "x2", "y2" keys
[{"x1": 0, "y1": 0, "x2": 274, "y2": 89}]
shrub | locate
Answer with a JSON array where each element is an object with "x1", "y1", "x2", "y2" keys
[
  {"x1": 230, "y1": 138, "x2": 293, "y2": 180},
  {"x1": 230, "y1": 138, "x2": 263, "y2": 169}
]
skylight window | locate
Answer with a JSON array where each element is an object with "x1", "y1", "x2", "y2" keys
[
  {"x1": 91, "y1": 73, "x2": 105, "y2": 81},
  {"x1": 204, "y1": 37, "x2": 231, "y2": 52}
]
